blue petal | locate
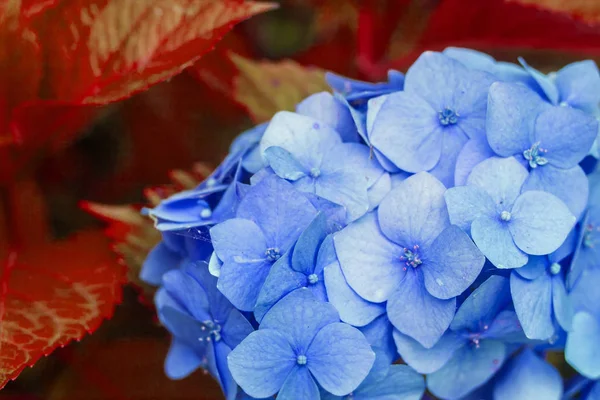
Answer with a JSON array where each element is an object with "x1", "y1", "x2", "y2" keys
[
  {"x1": 555, "y1": 60, "x2": 600, "y2": 113},
  {"x1": 454, "y1": 138, "x2": 495, "y2": 186},
  {"x1": 296, "y1": 92, "x2": 360, "y2": 142},
  {"x1": 451, "y1": 275, "x2": 511, "y2": 332},
  {"x1": 523, "y1": 165, "x2": 589, "y2": 220},
  {"x1": 211, "y1": 342, "x2": 238, "y2": 400},
  {"x1": 217, "y1": 258, "x2": 272, "y2": 312},
  {"x1": 423, "y1": 225, "x2": 485, "y2": 299},
  {"x1": 510, "y1": 270, "x2": 554, "y2": 340},
  {"x1": 321, "y1": 143, "x2": 384, "y2": 188},
  {"x1": 260, "y1": 289, "x2": 339, "y2": 353},
  {"x1": 357, "y1": 364, "x2": 425, "y2": 400},
  {"x1": 471, "y1": 215, "x2": 528, "y2": 269},
  {"x1": 483, "y1": 310, "x2": 528, "y2": 343},
  {"x1": 162, "y1": 269, "x2": 210, "y2": 321},
  {"x1": 334, "y1": 212, "x2": 405, "y2": 303},
  {"x1": 369, "y1": 91, "x2": 443, "y2": 172},
  {"x1": 426, "y1": 340, "x2": 506, "y2": 400},
  {"x1": 303, "y1": 193, "x2": 347, "y2": 233},
  {"x1": 568, "y1": 207, "x2": 600, "y2": 289},
  {"x1": 466, "y1": 156, "x2": 528, "y2": 211},
  {"x1": 306, "y1": 322, "x2": 375, "y2": 396},
  {"x1": 323, "y1": 260, "x2": 385, "y2": 327},
  {"x1": 210, "y1": 218, "x2": 267, "y2": 264},
  {"x1": 221, "y1": 309, "x2": 254, "y2": 349},
  {"x1": 140, "y1": 241, "x2": 182, "y2": 286},
  {"x1": 443, "y1": 47, "x2": 497, "y2": 73},
  {"x1": 356, "y1": 348, "x2": 394, "y2": 388},
  {"x1": 325, "y1": 70, "x2": 404, "y2": 103},
  {"x1": 367, "y1": 172, "x2": 392, "y2": 211},
  {"x1": 510, "y1": 191, "x2": 576, "y2": 255},
  {"x1": 428, "y1": 128, "x2": 468, "y2": 187},
  {"x1": 263, "y1": 146, "x2": 308, "y2": 181},
  {"x1": 237, "y1": 175, "x2": 317, "y2": 251},
  {"x1": 254, "y1": 253, "x2": 306, "y2": 323},
  {"x1": 378, "y1": 172, "x2": 449, "y2": 249},
  {"x1": 366, "y1": 94, "x2": 389, "y2": 135},
  {"x1": 493, "y1": 349, "x2": 563, "y2": 400},
  {"x1": 486, "y1": 82, "x2": 548, "y2": 157},
  {"x1": 227, "y1": 330, "x2": 296, "y2": 398},
  {"x1": 160, "y1": 306, "x2": 209, "y2": 348},
  {"x1": 519, "y1": 57, "x2": 560, "y2": 104},
  {"x1": 444, "y1": 185, "x2": 496, "y2": 233},
  {"x1": 387, "y1": 268, "x2": 456, "y2": 348},
  {"x1": 260, "y1": 111, "x2": 342, "y2": 171},
  {"x1": 534, "y1": 107, "x2": 598, "y2": 168},
  {"x1": 515, "y1": 255, "x2": 547, "y2": 280},
  {"x1": 292, "y1": 213, "x2": 329, "y2": 276},
  {"x1": 588, "y1": 381, "x2": 600, "y2": 400},
  {"x1": 570, "y1": 268, "x2": 600, "y2": 316},
  {"x1": 359, "y1": 315, "x2": 397, "y2": 364},
  {"x1": 165, "y1": 339, "x2": 206, "y2": 379},
  {"x1": 276, "y1": 366, "x2": 319, "y2": 400},
  {"x1": 208, "y1": 251, "x2": 222, "y2": 277},
  {"x1": 552, "y1": 274, "x2": 574, "y2": 332},
  {"x1": 393, "y1": 330, "x2": 465, "y2": 374},
  {"x1": 566, "y1": 312, "x2": 600, "y2": 379}
]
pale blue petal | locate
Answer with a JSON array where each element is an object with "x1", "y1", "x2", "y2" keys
[
  {"x1": 519, "y1": 57, "x2": 560, "y2": 104},
  {"x1": 367, "y1": 172, "x2": 392, "y2": 211},
  {"x1": 570, "y1": 268, "x2": 600, "y2": 316},
  {"x1": 510, "y1": 271, "x2": 554, "y2": 340},
  {"x1": 357, "y1": 364, "x2": 425, "y2": 400},
  {"x1": 555, "y1": 60, "x2": 600, "y2": 113},
  {"x1": 210, "y1": 218, "x2": 267, "y2": 264},
  {"x1": 263, "y1": 146, "x2": 308, "y2": 181},
  {"x1": 160, "y1": 306, "x2": 210, "y2": 347},
  {"x1": 227, "y1": 330, "x2": 296, "y2": 398},
  {"x1": 323, "y1": 260, "x2": 385, "y2": 327},
  {"x1": 334, "y1": 212, "x2": 405, "y2": 303},
  {"x1": 378, "y1": 172, "x2": 449, "y2": 249},
  {"x1": 387, "y1": 268, "x2": 456, "y2": 348},
  {"x1": 321, "y1": 143, "x2": 384, "y2": 188},
  {"x1": 443, "y1": 47, "x2": 496, "y2": 73},
  {"x1": 427, "y1": 340, "x2": 506, "y2": 400},
  {"x1": 566, "y1": 312, "x2": 600, "y2": 379},
  {"x1": 336, "y1": 93, "x2": 368, "y2": 143},
  {"x1": 510, "y1": 191, "x2": 576, "y2": 255},
  {"x1": 588, "y1": 381, "x2": 600, "y2": 400},
  {"x1": 303, "y1": 193, "x2": 347, "y2": 233},
  {"x1": 260, "y1": 111, "x2": 341, "y2": 170},
  {"x1": 237, "y1": 175, "x2": 317, "y2": 251},
  {"x1": 393, "y1": 330, "x2": 465, "y2": 374},
  {"x1": 292, "y1": 213, "x2": 329, "y2": 275},
  {"x1": 260, "y1": 289, "x2": 339, "y2": 353},
  {"x1": 217, "y1": 259, "x2": 272, "y2": 312},
  {"x1": 454, "y1": 138, "x2": 495, "y2": 186},
  {"x1": 552, "y1": 274, "x2": 574, "y2": 332},
  {"x1": 162, "y1": 269, "x2": 210, "y2": 321},
  {"x1": 366, "y1": 94, "x2": 390, "y2": 135},
  {"x1": 140, "y1": 241, "x2": 182, "y2": 285},
  {"x1": 316, "y1": 171, "x2": 370, "y2": 222},
  {"x1": 486, "y1": 82, "x2": 548, "y2": 156},
  {"x1": 423, "y1": 225, "x2": 485, "y2": 299},
  {"x1": 428, "y1": 129, "x2": 468, "y2": 187},
  {"x1": 359, "y1": 315, "x2": 397, "y2": 364},
  {"x1": 568, "y1": 207, "x2": 600, "y2": 290},
  {"x1": 221, "y1": 309, "x2": 254, "y2": 349},
  {"x1": 369, "y1": 91, "x2": 443, "y2": 172},
  {"x1": 373, "y1": 148, "x2": 402, "y2": 173},
  {"x1": 315, "y1": 235, "x2": 337, "y2": 275},
  {"x1": 466, "y1": 156, "x2": 528, "y2": 211},
  {"x1": 493, "y1": 349, "x2": 563, "y2": 400},
  {"x1": 208, "y1": 251, "x2": 222, "y2": 277},
  {"x1": 212, "y1": 343, "x2": 238, "y2": 400},
  {"x1": 307, "y1": 322, "x2": 375, "y2": 396},
  {"x1": 356, "y1": 348, "x2": 394, "y2": 388},
  {"x1": 523, "y1": 165, "x2": 588, "y2": 220},
  {"x1": 515, "y1": 256, "x2": 547, "y2": 280},
  {"x1": 533, "y1": 107, "x2": 598, "y2": 168},
  {"x1": 472, "y1": 215, "x2": 528, "y2": 269},
  {"x1": 451, "y1": 275, "x2": 511, "y2": 332},
  {"x1": 296, "y1": 92, "x2": 359, "y2": 142},
  {"x1": 445, "y1": 186, "x2": 496, "y2": 233},
  {"x1": 483, "y1": 310, "x2": 528, "y2": 343},
  {"x1": 277, "y1": 366, "x2": 319, "y2": 400},
  {"x1": 165, "y1": 339, "x2": 205, "y2": 379}
]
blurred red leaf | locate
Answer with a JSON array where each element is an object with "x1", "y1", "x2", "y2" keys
[
  {"x1": 507, "y1": 0, "x2": 600, "y2": 23},
  {"x1": 0, "y1": 231, "x2": 126, "y2": 389}
]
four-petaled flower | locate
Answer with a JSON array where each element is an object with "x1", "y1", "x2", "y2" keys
[
  {"x1": 228, "y1": 290, "x2": 375, "y2": 399},
  {"x1": 335, "y1": 172, "x2": 485, "y2": 348},
  {"x1": 445, "y1": 157, "x2": 576, "y2": 269}
]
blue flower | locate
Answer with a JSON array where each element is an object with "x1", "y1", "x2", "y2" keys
[
  {"x1": 510, "y1": 231, "x2": 575, "y2": 340},
  {"x1": 325, "y1": 69, "x2": 404, "y2": 110},
  {"x1": 260, "y1": 111, "x2": 386, "y2": 222},
  {"x1": 227, "y1": 123, "x2": 268, "y2": 175},
  {"x1": 140, "y1": 232, "x2": 186, "y2": 285},
  {"x1": 445, "y1": 157, "x2": 576, "y2": 269},
  {"x1": 296, "y1": 92, "x2": 360, "y2": 142},
  {"x1": 209, "y1": 175, "x2": 318, "y2": 311},
  {"x1": 155, "y1": 261, "x2": 254, "y2": 400},
  {"x1": 486, "y1": 82, "x2": 598, "y2": 217},
  {"x1": 335, "y1": 172, "x2": 485, "y2": 347},
  {"x1": 227, "y1": 290, "x2": 375, "y2": 399},
  {"x1": 395, "y1": 276, "x2": 528, "y2": 399},
  {"x1": 519, "y1": 58, "x2": 600, "y2": 115},
  {"x1": 320, "y1": 352, "x2": 425, "y2": 400},
  {"x1": 254, "y1": 213, "x2": 335, "y2": 322},
  {"x1": 367, "y1": 52, "x2": 495, "y2": 186}
]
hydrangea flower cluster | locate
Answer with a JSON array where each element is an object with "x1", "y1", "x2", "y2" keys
[{"x1": 141, "y1": 48, "x2": 600, "y2": 400}]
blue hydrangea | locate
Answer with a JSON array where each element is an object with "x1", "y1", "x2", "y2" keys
[{"x1": 141, "y1": 49, "x2": 600, "y2": 400}]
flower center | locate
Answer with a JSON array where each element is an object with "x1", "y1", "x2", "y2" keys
[
  {"x1": 307, "y1": 273, "x2": 319, "y2": 285},
  {"x1": 400, "y1": 245, "x2": 422, "y2": 270},
  {"x1": 198, "y1": 320, "x2": 222, "y2": 343},
  {"x1": 523, "y1": 141, "x2": 548, "y2": 169},
  {"x1": 438, "y1": 107, "x2": 459, "y2": 126},
  {"x1": 583, "y1": 224, "x2": 600, "y2": 248},
  {"x1": 265, "y1": 247, "x2": 282, "y2": 261},
  {"x1": 549, "y1": 262, "x2": 561, "y2": 275},
  {"x1": 500, "y1": 210, "x2": 512, "y2": 222},
  {"x1": 296, "y1": 355, "x2": 307, "y2": 365},
  {"x1": 310, "y1": 167, "x2": 321, "y2": 178},
  {"x1": 200, "y1": 208, "x2": 212, "y2": 219}
]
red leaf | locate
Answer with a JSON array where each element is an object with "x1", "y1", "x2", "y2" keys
[
  {"x1": 508, "y1": 0, "x2": 600, "y2": 22},
  {"x1": 0, "y1": 231, "x2": 126, "y2": 389}
]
